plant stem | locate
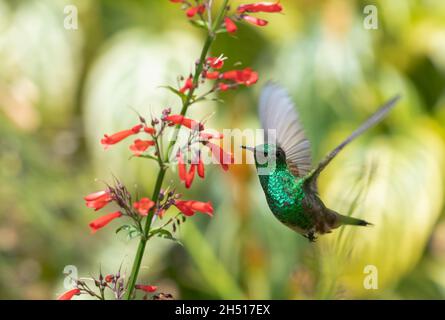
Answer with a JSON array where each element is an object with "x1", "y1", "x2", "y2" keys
[
  {"x1": 165, "y1": 35, "x2": 213, "y2": 159},
  {"x1": 124, "y1": 0, "x2": 228, "y2": 299},
  {"x1": 124, "y1": 168, "x2": 166, "y2": 299}
]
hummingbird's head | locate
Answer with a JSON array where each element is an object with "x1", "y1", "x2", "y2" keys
[{"x1": 241, "y1": 144, "x2": 287, "y2": 171}]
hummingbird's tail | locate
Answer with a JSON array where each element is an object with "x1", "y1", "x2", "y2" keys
[
  {"x1": 319, "y1": 208, "x2": 372, "y2": 233},
  {"x1": 337, "y1": 213, "x2": 372, "y2": 227}
]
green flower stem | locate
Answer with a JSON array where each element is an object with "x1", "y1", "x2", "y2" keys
[
  {"x1": 124, "y1": 168, "x2": 166, "y2": 300},
  {"x1": 165, "y1": 33, "x2": 213, "y2": 158},
  {"x1": 124, "y1": 0, "x2": 228, "y2": 300}
]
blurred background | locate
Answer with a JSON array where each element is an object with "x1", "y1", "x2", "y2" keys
[{"x1": 1, "y1": 0, "x2": 445, "y2": 299}]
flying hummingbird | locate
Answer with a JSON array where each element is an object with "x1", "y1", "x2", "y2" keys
[{"x1": 242, "y1": 83, "x2": 400, "y2": 242}]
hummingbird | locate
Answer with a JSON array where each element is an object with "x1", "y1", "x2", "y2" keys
[{"x1": 242, "y1": 83, "x2": 400, "y2": 242}]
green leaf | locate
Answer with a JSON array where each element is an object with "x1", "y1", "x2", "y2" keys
[
  {"x1": 215, "y1": 28, "x2": 228, "y2": 34},
  {"x1": 159, "y1": 85, "x2": 189, "y2": 105},
  {"x1": 192, "y1": 96, "x2": 207, "y2": 104},
  {"x1": 189, "y1": 19, "x2": 208, "y2": 30},
  {"x1": 115, "y1": 225, "x2": 131, "y2": 234},
  {"x1": 137, "y1": 154, "x2": 159, "y2": 162},
  {"x1": 160, "y1": 85, "x2": 185, "y2": 99},
  {"x1": 210, "y1": 97, "x2": 225, "y2": 103},
  {"x1": 149, "y1": 228, "x2": 182, "y2": 245},
  {"x1": 128, "y1": 229, "x2": 142, "y2": 240},
  {"x1": 116, "y1": 224, "x2": 142, "y2": 240}
]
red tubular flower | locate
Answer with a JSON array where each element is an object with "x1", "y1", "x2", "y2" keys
[
  {"x1": 143, "y1": 126, "x2": 156, "y2": 135},
  {"x1": 129, "y1": 139, "x2": 155, "y2": 156},
  {"x1": 164, "y1": 114, "x2": 204, "y2": 131},
  {"x1": 237, "y1": 2, "x2": 283, "y2": 13},
  {"x1": 101, "y1": 124, "x2": 143, "y2": 149},
  {"x1": 205, "y1": 71, "x2": 220, "y2": 79},
  {"x1": 197, "y1": 155, "x2": 205, "y2": 179},
  {"x1": 206, "y1": 142, "x2": 234, "y2": 171},
  {"x1": 199, "y1": 131, "x2": 224, "y2": 141},
  {"x1": 174, "y1": 201, "x2": 194, "y2": 216},
  {"x1": 222, "y1": 69, "x2": 245, "y2": 81},
  {"x1": 224, "y1": 17, "x2": 238, "y2": 33},
  {"x1": 57, "y1": 288, "x2": 80, "y2": 300},
  {"x1": 135, "y1": 285, "x2": 157, "y2": 293},
  {"x1": 133, "y1": 197, "x2": 155, "y2": 216},
  {"x1": 89, "y1": 211, "x2": 122, "y2": 234},
  {"x1": 188, "y1": 200, "x2": 213, "y2": 214},
  {"x1": 241, "y1": 68, "x2": 259, "y2": 85},
  {"x1": 175, "y1": 200, "x2": 214, "y2": 217},
  {"x1": 105, "y1": 275, "x2": 114, "y2": 283},
  {"x1": 206, "y1": 57, "x2": 224, "y2": 69},
  {"x1": 242, "y1": 15, "x2": 268, "y2": 27},
  {"x1": 218, "y1": 83, "x2": 231, "y2": 91},
  {"x1": 177, "y1": 151, "x2": 187, "y2": 182},
  {"x1": 186, "y1": 5, "x2": 205, "y2": 18},
  {"x1": 179, "y1": 76, "x2": 194, "y2": 93},
  {"x1": 222, "y1": 68, "x2": 258, "y2": 86},
  {"x1": 84, "y1": 190, "x2": 112, "y2": 211},
  {"x1": 185, "y1": 163, "x2": 196, "y2": 189}
]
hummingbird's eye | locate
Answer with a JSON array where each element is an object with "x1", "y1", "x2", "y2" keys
[{"x1": 275, "y1": 148, "x2": 285, "y2": 160}]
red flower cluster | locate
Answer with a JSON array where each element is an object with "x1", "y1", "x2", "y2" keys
[
  {"x1": 101, "y1": 123, "x2": 156, "y2": 156},
  {"x1": 170, "y1": 1, "x2": 282, "y2": 33},
  {"x1": 203, "y1": 56, "x2": 259, "y2": 91},
  {"x1": 174, "y1": 124, "x2": 231, "y2": 189},
  {"x1": 221, "y1": 67, "x2": 259, "y2": 89},
  {"x1": 84, "y1": 190, "x2": 123, "y2": 233},
  {"x1": 225, "y1": 1, "x2": 282, "y2": 32},
  {"x1": 176, "y1": 56, "x2": 259, "y2": 93},
  {"x1": 186, "y1": 4, "x2": 205, "y2": 18},
  {"x1": 170, "y1": 0, "x2": 206, "y2": 18},
  {"x1": 177, "y1": 150, "x2": 205, "y2": 189}
]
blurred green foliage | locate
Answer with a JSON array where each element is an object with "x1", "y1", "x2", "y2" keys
[{"x1": 0, "y1": 0, "x2": 444, "y2": 299}]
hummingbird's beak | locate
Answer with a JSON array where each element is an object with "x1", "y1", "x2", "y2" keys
[{"x1": 241, "y1": 145, "x2": 255, "y2": 152}]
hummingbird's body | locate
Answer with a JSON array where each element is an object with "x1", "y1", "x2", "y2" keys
[
  {"x1": 256, "y1": 143, "x2": 364, "y2": 241},
  {"x1": 245, "y1": 83, "x2": 400, "y2": 241},
  {"x1": 257, "y1": 155, "x2": 311, "y2": 233}
]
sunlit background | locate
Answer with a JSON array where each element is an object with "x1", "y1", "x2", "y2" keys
[{"x1": 1, "y1": 0, "x2": 445, "y2": 299}]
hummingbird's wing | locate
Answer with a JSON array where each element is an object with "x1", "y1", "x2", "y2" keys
[
  {"x1": 304, "y1": 95, "x2": 401, "y2": 192},
  {"x1": 259, "y1": 82, "x2": 312, "y2": 177}
]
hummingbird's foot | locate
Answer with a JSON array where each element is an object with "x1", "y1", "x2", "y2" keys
[{"x1": 305, "y1": 230, "x2": 317, "y2": 243}]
